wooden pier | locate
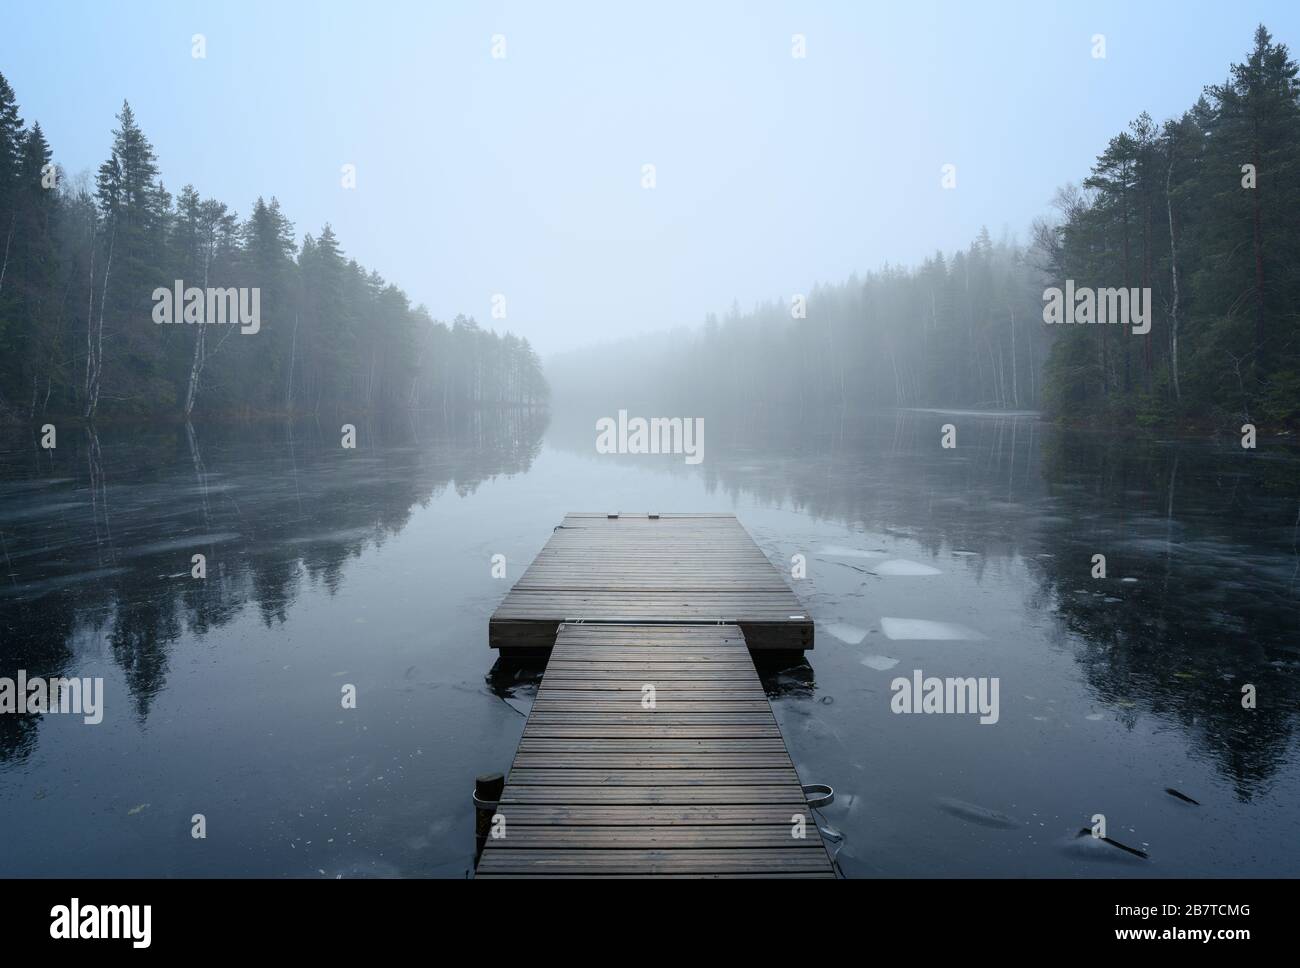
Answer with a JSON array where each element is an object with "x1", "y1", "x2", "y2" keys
[
  {"x1": 478, "y1": 514, "x2": 835, "y2": 878},
  {"x1": 489, "y1": 513, "x2": 814, "y2": 653}
]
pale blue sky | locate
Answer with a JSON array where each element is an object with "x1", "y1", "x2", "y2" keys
[{"x1": 3, "y1": 0, "x2": 1296, "y2": 352}]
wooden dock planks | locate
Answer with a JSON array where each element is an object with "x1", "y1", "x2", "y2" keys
[
  {"x1": 489, "y1": 513, "x2": 813, "y2": 652},
  {"x1": 476, "y1": 623, "x2": 836, "y2": 878}
]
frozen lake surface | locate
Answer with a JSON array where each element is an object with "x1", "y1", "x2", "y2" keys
[{"x1": 1, "y1": 409, "x2": 1297, "y2": 876}]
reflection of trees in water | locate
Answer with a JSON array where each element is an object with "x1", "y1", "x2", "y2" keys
[
  {"x1": 1029, "y1": 431, "x2": 1300, "y2": 799},
  {"x1": 547, "y1": 407, "x2": 1300, "y2": 794},
  {"x1": 0, "y1": 409, "x2": 548, "y2": 759},
  {"x1": 110, "y1": 596, "x2": 176, "y2": 720},
  {"x1": 0, "y1": 605, "x2": 76, "y2": 762},
  {"x1": 86, "y1": 426, "x2": 114, "y2": 562}
]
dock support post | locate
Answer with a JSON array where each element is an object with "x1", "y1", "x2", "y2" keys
[{"x1": 473, "y1": 772, "x2": 505, "y2": 864}]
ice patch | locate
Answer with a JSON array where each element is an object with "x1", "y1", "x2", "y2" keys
[
  {"x1": 870, "y1": 559, "x2": 942, "y2": 576},
  {"x1": 825, "y1": 622, "x2": 867, "y2": 645},
  {"x1": 880, "y1": 617, "x2": 986, "y2": 641},
  {"x1": 860, "y1": 654, "x2": 899, "y2": 671}
]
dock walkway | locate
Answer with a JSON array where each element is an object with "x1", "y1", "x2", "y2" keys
[{"x1": 478, "y1": 514, "x2": 833, "y2": 878}]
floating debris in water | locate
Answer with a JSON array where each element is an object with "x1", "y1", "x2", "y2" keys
[
  {"x1": 825, "y1": 622, "x2": 867, "y2": 645},
  {"x1": 819, "y1": 823, "x2": 845, "y2": 842},
  {"x1": 880, "y1": 617, "x2": 986, "y2": 641},
  {"x1": 127, "y1": 803, "x2": 150, "y2": 816},
  {"x1": 936, "y1": 797, "x2": 1022, "y2": 829},
  {"x1": 860, "y1": 654, "x2": 900, "y2": 671},
  {"x1": 1165, "y1": 787, "x2": 1200, "y2": 805},
  {"x1": 1074, "y1": 827, "x2": 1149, "y2": 859},
  {"x1": 870, "y1": 559, "x2": 942, "y2": 576},
  {"x1": 826, "y1": 560, "x2": 871, "y2": 574}
]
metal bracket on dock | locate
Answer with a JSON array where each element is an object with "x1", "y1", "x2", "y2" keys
[{"x1": 803, "y1": 784, "x2": 835, "y2": 809}]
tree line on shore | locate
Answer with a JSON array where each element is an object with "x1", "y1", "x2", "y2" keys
[
  {"x1": 0, "y1": 77, "x2": 549, "y2": 423},
  {"x1": 1042, "y1": 24, "x2": 1299, "y2": 427}
]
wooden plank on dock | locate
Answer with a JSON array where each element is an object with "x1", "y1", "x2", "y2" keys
[
  {"x1": 477, "y1": 624, "x2": 836, "y2": 878},
  {"x1": 489, "y1": 513, "x2": 813, "y2": 652}
]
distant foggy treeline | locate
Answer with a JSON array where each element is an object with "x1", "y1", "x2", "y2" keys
[
  {"x1": 551, "y1": 26, "x2": 1300, "y2": 429},
  {"x1": 549, "y1": 228, "x2": 1050, "y2": 416},
  {"x1": 0, "y1": 79, "x2": 549, "y2": 422}
]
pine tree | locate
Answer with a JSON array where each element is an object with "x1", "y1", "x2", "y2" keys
[{"x1": 1203, "y1": 25, "x2": 1300, "y2": 403}]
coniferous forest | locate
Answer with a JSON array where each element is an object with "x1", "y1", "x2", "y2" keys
[
  {"x1": 1044, "y1": 24, "x2": 1300, "y2": 427},
  {"x1": 550, "y1": 26, "x2": 1300, "y2": 430},
  {"x1": 0, "y1": 78, "x2": 549, "y2": 423},
  {"x1": 2, "y1": 28, "x2": 1298, "y2": 428}
]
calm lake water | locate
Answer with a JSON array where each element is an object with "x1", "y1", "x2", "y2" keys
[{"x1": 1, "y1": 409, "x2": 1297, "y2": 877}]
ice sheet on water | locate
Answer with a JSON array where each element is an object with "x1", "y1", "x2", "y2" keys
[
  {"x1": 0, "y1": 501, "x2": 84, "y2": 522},
  {"x1": 285, "y1": 527, "x2": 377, "y2": 546},
  {"x1": 860, "y1": 654, "x2": 900, "y2": 671},
  {"x1": 817, "y1": 545, "x2": 883, "y2": 559},
  {"x1": 1, "y1": 566, "x2": 133, "y2": 600},
  {"x1": 825, "y1": 622, "x2": 867, "y2": 645},
  {"x1": 880, "y1": 617, "x2": 986, "y2": 641},
  {"x1": 900, "y1": 407, "x2": 1040, "y2": 418},
  {"x1": 124, "y1": 533, "x2": 242, "y2": 558},
  {"x1": 870, "y1": 559, "x2": 942, "y2": 576}
]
